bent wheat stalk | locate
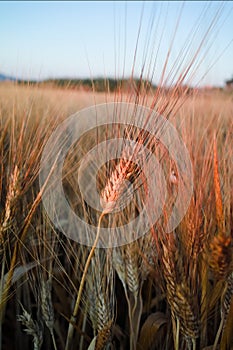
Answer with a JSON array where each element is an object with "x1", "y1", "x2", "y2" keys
[{"x1": 65, "y1": 211, "x2": 105, "y2": 350}]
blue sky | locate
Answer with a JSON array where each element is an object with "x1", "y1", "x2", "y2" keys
[{"x1": 0, "y1": 1, "x2": 233, "y2": 87}]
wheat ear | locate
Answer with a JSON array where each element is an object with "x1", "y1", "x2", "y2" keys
[
  {"x1": 17, "y1": 303, "x2": 43, "y2": 350},
  {"x1": 86, "y1": 249, "x2": 114, "y2": 347},
  {"x1": 40, "y1": 277, "x2": 57, "y2": 350}
]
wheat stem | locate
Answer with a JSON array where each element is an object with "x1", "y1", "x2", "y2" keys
[
  {"x1": 175, "y1": 317, "x2": 180, "y2": 350},
  {"x1": 51, "y1": 331, "x2": 57, "y2": 350},
  {"x1": 65, "y1": 211, "x2": 105, "y2": 350},
  {"x1": 213, "y1": 317, "x2": 223, "y2": 350},
  {"x1": 192, "y1": 338, "x2": 196, "y2": 350},
  {"x1": 79, "y1": 304, "x2": 88, "y2": 350}
]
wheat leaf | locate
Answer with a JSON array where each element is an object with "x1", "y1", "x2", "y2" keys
[
  {"x1": 137, "y1": 312, "x2": 167, "y2": 350},
  {"x1": 87, "y1": 336, "x2": 96, "y2": 350}
]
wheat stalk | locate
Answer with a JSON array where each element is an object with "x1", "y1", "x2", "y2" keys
[{"x1": 65, "y1": 211, "x2": 107, "y2": 350}]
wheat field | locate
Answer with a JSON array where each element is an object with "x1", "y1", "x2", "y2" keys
[
  {"x1": 0, "y1": 81, "x2": 232, "y2": 350},
  {"x1": 0, "y1": 3, "x2": 233, "y2": 350}
]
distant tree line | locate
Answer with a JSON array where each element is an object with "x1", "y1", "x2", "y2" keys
[{"x1": 16, "y1": 77, "x2": 157, "y2": 92}]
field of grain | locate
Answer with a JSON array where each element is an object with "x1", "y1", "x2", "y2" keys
[{"x1": 0, "y1": 81, "x2": 232, "y2": 350}]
